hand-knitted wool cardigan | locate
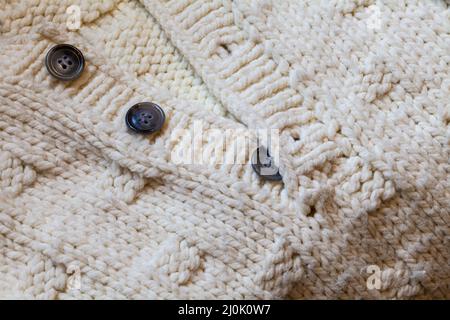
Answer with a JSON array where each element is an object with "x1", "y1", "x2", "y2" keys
[{"x1": 0, "y1": 0, "x2": 449, "y2": 299}]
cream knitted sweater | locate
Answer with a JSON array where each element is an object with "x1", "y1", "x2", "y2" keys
[{"x1": 0, "y1": 0, "x2": 449, "y2": 299}]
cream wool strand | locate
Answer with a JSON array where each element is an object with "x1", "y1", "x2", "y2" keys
[{"x1": 0, "y1": 0, "x2": 449, "y2": 299}]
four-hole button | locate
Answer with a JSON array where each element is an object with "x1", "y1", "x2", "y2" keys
[
  {"x1": 125, "y1": 102, "x2": 165, "y2": 134},
  {"x1": 45, "y1": 44, "x2": 85, "y2": 81}
]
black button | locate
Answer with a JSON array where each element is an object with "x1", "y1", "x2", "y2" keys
[
  {"x1": 251, "y1": 146, "x2": 282, "y2": 181},
  {"x1": 125, "y1": 102, "x2": 165, "y2": 134},
  {"x1": 45, "y1": 44, "x2": 85, "y2": 81}
]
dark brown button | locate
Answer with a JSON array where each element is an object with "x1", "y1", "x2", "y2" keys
[{"x1": 45, "y1": 44, "x2": 85, "y2": 81}]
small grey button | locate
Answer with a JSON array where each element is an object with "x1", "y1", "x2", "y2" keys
[
  {"x1": 125, "y1": 102, "x2": 165, "y2": 134},
  {"x1": 45, "y1": 44, "x2": 85, "y2": 81},
  {"x1": 251, "y1": 146, "x2": 282, "y2": 181}
]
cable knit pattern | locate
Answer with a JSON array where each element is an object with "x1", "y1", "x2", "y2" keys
[{"x1": 0, "y1": 0, "x2": 449, "y2": 299}]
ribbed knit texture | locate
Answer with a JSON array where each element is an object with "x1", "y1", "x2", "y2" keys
[{"x1": 0, "y1": 0, "x2": 449, "y2": 299}]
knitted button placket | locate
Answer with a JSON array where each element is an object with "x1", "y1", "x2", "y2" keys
[
  {"x1": 251, "y1": 146, "x2": 282, "y2": 181},
  {"x1": 125, "y1": 102, "x2": 166, "y2": 134},
  {"x1": 45, "y1": 44, "x2": 85, "y2": 81}
]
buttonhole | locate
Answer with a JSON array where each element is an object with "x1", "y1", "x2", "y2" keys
[
  {"x1": 308, "y1": 205, "x2": 317, "y2": 216},
  {"x1": 219, "y1": 44, "x2": 231, "y2": 54}
]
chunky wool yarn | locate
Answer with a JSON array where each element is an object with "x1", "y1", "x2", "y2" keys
[{"x1": 0, "y1": 0, "x2": 449, "y2": 299}]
